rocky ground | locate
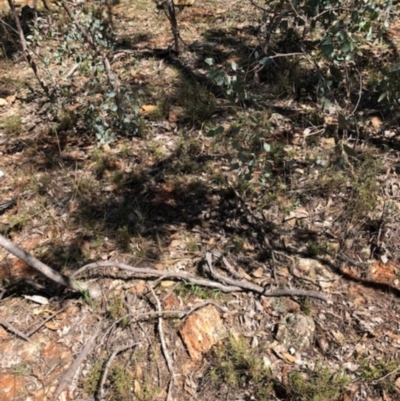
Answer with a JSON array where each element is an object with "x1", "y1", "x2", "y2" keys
[{"x1": 1, "y1": 0, "x2": 400, "y2": 400}]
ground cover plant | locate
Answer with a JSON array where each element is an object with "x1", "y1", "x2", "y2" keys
[{"x1": 0, "y1": 0, "x2": 400, "y2": 400}]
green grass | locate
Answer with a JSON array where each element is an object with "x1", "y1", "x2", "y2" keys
[
  {"x1": 287, "y1": 365, "x2": 350, "y2": 401},
  {"x1": 0, "y1": 114, "x2": 22, "y2": 135},
  {"x1": 207, "y1": 336, "x2": 273, "y2": 400}
]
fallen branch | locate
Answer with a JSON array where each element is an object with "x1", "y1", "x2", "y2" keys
[
  {"x1": 0, "y1": 233, "x2": 93, "y2": 296},
  {"x1": 0, "y1": 316, "x2": 30, "y2": 342},
  {"x1": 72, "y1": 261, "x2": 243, "y2": 292},
  {"x1": 72, "y1": 259, "x2": 330, "y2": 301},
  {"x1": 99, "y1": 303, "x2": 230, "y2": 347},
  {"x1": 149, "y1": 283, "x2": 176, "y2": 401},
  {"x1": 204, "y1": 251, "x2": 330, "y2": 302},
  {"x1": 97, "y1": 342, "x2": 139, "y2": 400},
  {"x1": 51, "y1": 323, "x2": 101, "y2": 401},
  {"x1": 26, "y1": 307, "x2": 66, "y2": 338}
]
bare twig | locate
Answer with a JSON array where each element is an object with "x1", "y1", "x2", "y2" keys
[
  {"x1": 272, "y1": 251, "x2": 322, "y2": 289},
  {"x1": 166, "y1": 378, "x2": 174, "y2": 401},
  {"x1": 247, "y1": 0, "x2": 269, "y2": 12},
  {"x1": 99, "y1": 309, "x2": 186, "y2": 347},
  {"x1": 0, "y1": 233, "x2": 92, "y2": 295},
  {"x1": 205, "y1": 252, "x2": 330, "y2": 302},
  {"x1": 350, "y1": 68, "x2": 362, "y2": 116},
  {"x1": 148, "y1": 284, "x2": 176, "y2": 383},
  {"x1": 165, "y1": 0, "x2": 181, "y2": 53},
  {"x1": 97, "y1": 342, "x2": 139, "y2": 400},
  {"x1": 51, "y1": 323, "x2": 101, "y2": 401},
  {"x1": 211, "y1": 251, "x2": 243, "y2": 280},
  {"x1": 185, "y1": 300, "x2": 231, "y2": 316},
  {"x1": 59, "y1": 0, "x2": 124, "y2": 119},
  {"x1": 7, "y1": 0, "x2": 56, "y2": 100},
  {"x1": 25, "y1": 307, "x2": 67, "y2": 337},
  {"x1": 372, "y1": 365, "x2": 400, "y2": 384},
  {"x1": 73, "y1": 259, "x2": 330, "y2": 301},
  {"x1": 72, "y1": 261, "x2": 243, "y2": 292},
  {"x1": 0, "y1": 316, "x2": 30, "y2": 342}
]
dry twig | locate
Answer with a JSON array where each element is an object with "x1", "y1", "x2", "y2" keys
[
  {"x1": 0, "y1": 316, "x2": 30, "y2": 342},
  {"x1": 6, "y1": 0, "x2": 56, "y2": 99},
  {"x1": 0, "y1": 233, "x2": 92, "y2": 295},
  {"x1": 148, "y1": 284, "x2": 176, "y2": 383},
  {"x1": 51, "y1": 323, "x2": 101, "y2": 401},
  {"x1": 26, "y1": 307, "x2": 67, "y2": 337},
  {"x1": 205, "y1": 251, "x2": 330, "y2": 302},
  {"x1": 72, "y1": 259, "x2": 330, "y2": 301},
  {"x1": 72, "y1": 261, "x2": 243, "y2": 292},
  {"x1": 59, "y1": 0, "x2": 124, "y2": 119},
  {"x1": 97, "y1": 342, "x2": 140, "y2": 400}
]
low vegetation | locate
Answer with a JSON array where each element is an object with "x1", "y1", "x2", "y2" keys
[{"x1": 0, "y1": 0, "x2": 399, "y2": 400}]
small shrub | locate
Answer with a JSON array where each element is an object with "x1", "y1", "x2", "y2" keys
[
  {"x1": 0, "y1": 115, "x2": 22, "y2": 135},
  {"x1": 22, "y1": 2, "x2": 141, "y2": 143},
  {"x1": 288, "y1": 365, "x2": 350, "y2": 401},
  {"x1": 207, "y1": 336, "x2": 273, "y2": 400}
]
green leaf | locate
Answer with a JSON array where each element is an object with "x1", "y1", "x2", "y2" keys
[
  {"x1": 259, "y1": 57, "x2": 272, "y2": 66},
  {"x1": 231, "y1": 61, "x2": 237, "y2": 71},
  {"x1": 338, "y1": 113, "x2": 348, "y2": 130},
  {"x1": 378, "y1": 92, "x2": 387, "y2": 102},
  {"x1": 340, "y1": 40, "x2": 351, "y2": 53},
  {"x1": 215, "y1": 126, "x2": 225, "y2": 135},
  {"x1": 343, "y1": 144, "x2": 359, "y2": 159},
  {"x1": 366, "y1": 26, "x2": 373, "y2": 40},
  {"x1": 263, "y1": 142, "x2": 271, "y2": 152},
  {"x1": 231, "y1": 126, "x2": 241, "y2": 136},
  {"x1": 321, "y1": 36, "x2": 334, "y2": 56},
  {"x1": 205, "y1": 58, "x2": 214, "y2": 66},
  {"x1": 264, "y1": 165, "x2": 272, "y2": 176}
]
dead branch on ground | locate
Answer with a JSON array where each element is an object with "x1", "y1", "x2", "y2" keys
[
  {"x1": 72, "y1": 257, "x2": 330, "y2": 302},
  {"x1": 51, "y1": 323, "x2": 101, "y2": 401},
  {"x1": 97, "y1": 342, "x2": 140, "y2": 401},
  {"x1": 149, "y1": 283, "x2": 176, "y2": 400},
  {"x1": 0, "y1": 233, "x2": 93, "y2": 296},
  {"x1": 0, "y1": 316, "x2": 31, "y2": 342}
]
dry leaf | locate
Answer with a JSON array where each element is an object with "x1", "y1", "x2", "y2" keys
[
  {"x1": 369, "y1": 116, "x2": 383, "y2": 129},
  {"x1": 242, "y1": 239, "x2": 254, "y2": 250},
  {"x1": 168, "y1": 106, "x2": 185, "y2": 123},
  {"x1": 45, "y1": 322, "x2": 58, "y2": 331},
  {"x1": 332, "y1": 330, "x2": 345, "y2": 345},
  {"x1": 160, "y1": 280, "x2": 175, "y2": 288},
  {"x1": 285, "y1": 207, "x2": 309, "y2": 221},
  {"x1": 135, "y1": 364, "x2": 143, "y2": 379},
  {"x1": 252, "y1": 267, "x2": 264, "y2": 278},
  {"x1": 139, "y1": 105, "x2": 158, "y2": 115},
  {"x1": 5, "y1": 95, "x2": 16, "y2": 104},
  {"x1": 134, "y1": 379, "x2": 141, "y2": 394},
  {"x1": 23, "y1": 295, "x2": 49, "y2": 305},
  {"x1": 280, "y1": 351, "x2": 298, "y2": 363},
  {"x1": 102, "y1": 143, "x2": 111, "y2": 152},
  {"x1": 66, "y1": 103, "x2": 82, "y2": 112},
  {"x1": 33, "y1": 308, "x2": 56, "y2": 315}
]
